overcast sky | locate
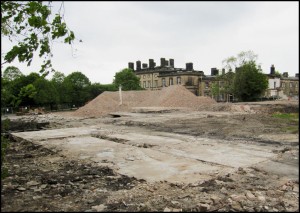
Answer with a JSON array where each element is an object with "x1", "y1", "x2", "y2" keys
[{"x1": 2, "y1": 1, "x2": 299, "y2": 84}]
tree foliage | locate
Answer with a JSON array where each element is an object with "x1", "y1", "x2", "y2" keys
[
  {"x1": 222, "y1": 50, "x2": 268, "y2": 101},
  {"x1": 222, "y1": 50, "x2": 258, "y2": 71},
  {"x1": 233, "y1": 61, "x2": 268, "y2": 101},
  {"x1": 63, "y1": 71, "x2": 92, "y2": 106},
  {"x1": 2, "y1": 66, "x2": 23, "y2": 81},
  {"x1": 113, "y1": 68, "x2": 142, "y2": 91},
  {"x1": 1, "y1": 1, "x2": 75, "y2": 75}
]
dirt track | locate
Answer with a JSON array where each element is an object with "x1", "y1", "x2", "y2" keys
[{"x1": 1, "y1": 101, "x2": 299, "y2": 212}]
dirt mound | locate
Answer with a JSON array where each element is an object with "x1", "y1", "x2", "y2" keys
[{"x1": 72, "y1": 85, "x2": 216, "y2": 117}]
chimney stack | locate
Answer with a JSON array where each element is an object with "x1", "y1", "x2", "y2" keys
[
  {"x1": 211, "y1": 68, "x2": 219, "y2": 76},
  {"x1": 149, "y1": 59, "x2": 155, "y2": 69},
  {"x1": 128, "y1": 62, "x2": 134, "y2": 70},
  {"x1": 186, "y1": 63, "x2": 193, "y2": 71},
  {"x1": 142, "y1": 63, "x2": 148, "y2": 69},
  {"x1": 270, "y1": 64, "x2": 275, "y2": 75},
  {"x1": 283, "y1": 72, "x2": 288, "y2": 77},
  {"x1": 169, "y1": 59, "x2": 174, "y2": 68},
  {"x1": 136, "y1": 60, "x2": 141, "y2": 71},
  {"x1": 160, "y1": 58, "x2": 166, "y2": 67}
]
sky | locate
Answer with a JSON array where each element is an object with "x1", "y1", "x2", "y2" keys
[{"x1": 1, "y1": 1, "x2": 299, "y2": 84}]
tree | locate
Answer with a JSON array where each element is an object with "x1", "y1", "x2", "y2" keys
[
  {"x1": 2, "y1": 66, "x2": 23, "y2": 81},
  {"x1": 1, "y1": 1, "x2": 76, "y2": 75},
  {"x1": 113, "y1": 68, "x2": 142, "y2": 91},
  {"x1": 233, "y1": 61, "x2": 268, "y2": 101},
  {"x1": 222, "y1": 50, "x2": 267, "y2": 101},
  {"x1": 222, "y1": 50, "x2": 258, "y2": 72},
  {"x1": 63, "y1": 71, "x2": 91, "y2": 106},
  {"x1": 12, "y1": 84, "x2": 37, "y2": 107},
  {"x1": 33, "y1": 77, "x2": 59, "y2": 108}
]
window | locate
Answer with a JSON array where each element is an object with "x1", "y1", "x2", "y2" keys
[
  {"x1": 143, "y1": 75, "x2": 146, "y2": 79},
  {"x1": 148, "y1": 81, "x2": 151, "y2": 88},
  {"x1": 290, "y1": 82, "x2": 293, "y2": 88},
  {"x1": 154, "y1": 80, "x2": 158, "y2": 88},
  {"x1": 187, "y1": 77, "x2": 193, "y2": 86},
  {"x1": 162, "y1": 78, "x2": 166, "y2": 87},
  {"x1": 143, "y1": 81, "x2": 146, "y2": 88},
  {"x1": 177, "y1": 77, "x2": 181, "y2": 85},
  {"x1": 281, "y1": 82, "x2": 285, "y2": 88},
  {"x1": 169, "y1": 78, "x2": 173, "y2": 85}
]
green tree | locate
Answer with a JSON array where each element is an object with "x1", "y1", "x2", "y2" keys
[
  {"x1": 113, "y1": 68, "x2": 142, "y2": 91},
  {"x1": 8, "y1": 72, "x2": 41, "y2": 107},
  {"x1": 12, "y1": 84, "x2": 37, "y2": 107},
  {"x1": 51, "y1": 71, "x2": 66, "y2": 104},
  {"x1": 63, "y1": 71, "x2": 91, "y2": 106},
  {"x1": 2, "y1": 66, "x2": 23, "y2": 81},
  {"x1": 222, "y1": 50, "x2": 267, "y2": 101},
  {"x1": 1, "y1": 1, "x2": 76, "y2": 75},
  {"x1": 233, "y1": 61, "x2": 268, "y2": 101},
  {"x1": 33, "y1": 77, "x2": 59, "y2": 108}
]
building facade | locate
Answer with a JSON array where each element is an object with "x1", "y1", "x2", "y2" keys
[
  {"x1": 265, "y1": 65, "x2": 299, "y2": 99},
  {"x1": 128, "y1": 58, "x2": 299, "y2": 101},
  {"x1": 129, "y1": 58, "x2": 205, "y2": 95}
]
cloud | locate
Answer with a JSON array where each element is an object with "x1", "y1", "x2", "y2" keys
[{"x1": 2, "y1": 1, "x2": 298, "y2": 83}]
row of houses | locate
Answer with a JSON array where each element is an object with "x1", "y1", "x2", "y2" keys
[{"x1": 128, "y1": 58, "x2": 299, "y2": 101}]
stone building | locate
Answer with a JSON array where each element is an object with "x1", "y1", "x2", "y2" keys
[
  {"x1": 265, "y1": 65, "x2": 299, "y2": 99},
  {"x1": 129, "y1": 58, "x2": 205, "y2": 95},
  {"x1": 128, "y1": 58, "x2": 299, "y2": 101}
]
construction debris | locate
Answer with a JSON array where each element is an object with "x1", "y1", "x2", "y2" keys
[{"x1": 72, "y1": 85, "x2": 216, "y2": 117}]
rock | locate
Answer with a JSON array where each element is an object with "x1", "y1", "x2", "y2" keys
[
  {"x1": 231, "y1": 201, "x2": 242, "y2": 211},
  {"x1": 164, "y1": 207, "x2": 172, "y2": 212},
  {"x1": 237, "y1": 167, "x2": 246, "y2": 174},
  {"x1": 40, "y1": 184, "x2": 47, "y2": 189},
  {"x1": 172, "y1": 208, "x2": 182, "y2": 212},
  {"x1": 26, "y1": 181, "x2": 40, "y2": 187},
  {"x1": 171, "y1": 201, "x2": 180, "y2": 205},
  {"x1": 245, "y1": 191, "x2": 256, "y2": 201},
  {"x1": 17, "y1": 187, "x2": 26, "y2": 191},
  {"x1": 292, "y1": 185, "x2": 299, "y2": 192},
  {"x1": 266, "y1": 190, "x2": 284, "y2": 198},
  {"x1": 230, "y1": 194, "x2": 245, "y2": 202},
  {"x1": 33, "y1": 196, "x2": 42, "y2": 200},
  {"x1": 257, "y1": 195, "x2": 266, "y2": 203},
  {"x1": 197, "y1": 203, "x2": 210, "y2": 211},
  {"x1": 220, "y1": 187, "x2": 228, "y2": 194},
  {"x1": 210, "y1": 195, "x2": 221, "y2": 204},
  {"x1": 87, "y1": 199, "x2": 95, "y2": 204},
  {"x1": 91, "y1": 204, "x2": 106, "y2": 211},
  {"x1": 281, "y1": 185, "x2": 287, "y2": 190}
]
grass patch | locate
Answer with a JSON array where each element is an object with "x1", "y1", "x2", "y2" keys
[
  {"x1": 282, "y1": 126, "x2": 299, "y2": 134},
  {"x1": 272, "y1": 113, "x2": 299, "y2": 134},
  {"x1": 272, "y1": 113, "x2": 299, "y2": 120}
]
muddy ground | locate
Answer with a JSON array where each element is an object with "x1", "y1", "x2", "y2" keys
[{"x1": 1, "y1": 101, "x2": 299, "y2": 212}]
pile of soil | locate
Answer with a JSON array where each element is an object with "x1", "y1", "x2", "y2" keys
[{"x1": 72, "y1": 85, "x2": 216, "y2": 117}]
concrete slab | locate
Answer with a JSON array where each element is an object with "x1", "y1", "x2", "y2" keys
[{"x1": 11, "y1": 124, "x2": 278, "y2": 184}]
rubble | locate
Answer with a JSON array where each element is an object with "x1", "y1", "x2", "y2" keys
[{"x1": 1, "y1": 93, "x2": 298, "y2": 212}]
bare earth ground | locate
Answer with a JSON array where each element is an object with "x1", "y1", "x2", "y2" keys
[{"x1": 1, "y1": 101, "x2": 299, "y2": 212}]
